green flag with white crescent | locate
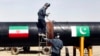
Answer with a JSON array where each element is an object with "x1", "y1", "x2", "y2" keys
[{"x1": 71, "y1": 26, "x2": 90, "y2": 37}]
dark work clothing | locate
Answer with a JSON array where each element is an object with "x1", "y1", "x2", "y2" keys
[
  {"x1": 51, "y1": 52, "x2": 60, "y2": 56},
  {"x1": 43, "y1": 38, "x2": 63, "y2": 56},
  {"x1": 38, "y1": 7, "x2": 47, "y2": 34},
  {"x1": 38, "y1": 19, "x2": 46, "y2": 33},
  {"x1": 38, "y1": 7, "x2": 47, "y2": 20}
]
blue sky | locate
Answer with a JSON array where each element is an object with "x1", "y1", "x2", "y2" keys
[{"x1": 0, "y1": 0, "x2": 100, "y2": 22}]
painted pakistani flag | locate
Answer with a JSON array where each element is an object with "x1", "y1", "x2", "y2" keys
[
  {"x1": 71, "y1": 26, "x2": 90, "y2": 37},
  {"x1": 9, "y1": 26, "x2": 29, "y2": 38}
]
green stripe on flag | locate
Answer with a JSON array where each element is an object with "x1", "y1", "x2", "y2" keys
[
  {"x1": 9, "y1": 26, "x2": 28, "y2": 30},
  {"x1": 76, "y1": 26, "x2": 90, "y2": 37}
]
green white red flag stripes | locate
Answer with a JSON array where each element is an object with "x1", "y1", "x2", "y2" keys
[
  {"x1": 71, "y1": 26, "x2": 90, "y2": 37},
  {"x1": 9, "y1": 26, "x2": 29, "y2": 38}
]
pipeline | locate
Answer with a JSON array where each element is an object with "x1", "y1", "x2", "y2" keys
[{"x1": 0, "y1": 22, "x2": 99, "y2": 47}]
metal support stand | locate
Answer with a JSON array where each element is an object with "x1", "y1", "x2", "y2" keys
[
  {"x1": 80, "y1": 37, "x2": 84, "y2": 56},
  {"x1": 73, "y1": 37, "x2": 85, "y2": 56},
  {"x1": 88, "y1": 46, "x2": 92, "y2": 56},
  {"x1": 73, "y1": 46, "x2": 76, "y2": 56},
  {"x1": 73, "y1": 46, "x2": 93, "y2": 56},
  {"x1": 73, "y1": 45, "x2": 93, "y2": 56}
]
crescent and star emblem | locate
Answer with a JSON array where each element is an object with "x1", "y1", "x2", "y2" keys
[{"x1": 79, "y1": 27, "x2": 87, "y2": 34}]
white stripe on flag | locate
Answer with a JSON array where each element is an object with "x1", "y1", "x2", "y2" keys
[
  {"x1": 71, "y1": 26, "x2": 76, "y2": 37},
  {"x1": 9, "y1": 30, "x2": 28, "y2": 33}
]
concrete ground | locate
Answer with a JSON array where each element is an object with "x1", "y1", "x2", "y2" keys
[{"x1": 0, "y1": 46, "x2": 99, "y2": 56}]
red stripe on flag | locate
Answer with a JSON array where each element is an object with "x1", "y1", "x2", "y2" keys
[{"x1": 9, "y1": 33, "x2": 28, "y2": 38}]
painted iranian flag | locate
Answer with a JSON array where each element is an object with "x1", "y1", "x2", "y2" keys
[
  {"x1": 71, "y1": 26, "x2": 90, "y2": 37},
  {"x1": 9, "y1": 26, "x2": 29, "y2": 38}
]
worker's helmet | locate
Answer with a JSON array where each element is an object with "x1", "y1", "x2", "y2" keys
[{"x1": 44, "y1": 3, "x2": 50, "y2": 7}]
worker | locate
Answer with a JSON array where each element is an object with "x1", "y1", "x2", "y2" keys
[
  {"x1": 37, "y1": 3, "x2": 50, "y2": 36},
  {"x1": 42, "y1": 33, "x2": 63, "y2": 56}
]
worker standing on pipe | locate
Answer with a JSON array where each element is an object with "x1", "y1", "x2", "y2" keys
[
  {"x1": 42, "y1": 33, "x2": 63, "y2": 56},
  {"x1": 37, "y1": 3, "x2": 50, "y2": 36}
]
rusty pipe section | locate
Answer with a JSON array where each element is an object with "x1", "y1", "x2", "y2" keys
[{"x1": 0, "y1": 22, "x2": 99, "y2": 46}]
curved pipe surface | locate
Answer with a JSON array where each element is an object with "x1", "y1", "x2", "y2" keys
[{"x1": 0, "y1": 22, "x2": 99, "y2": 46}]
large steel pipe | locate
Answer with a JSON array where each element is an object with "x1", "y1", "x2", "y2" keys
[{"x1": 0, "y1": 22, "x2": 99, "y2": 46}]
